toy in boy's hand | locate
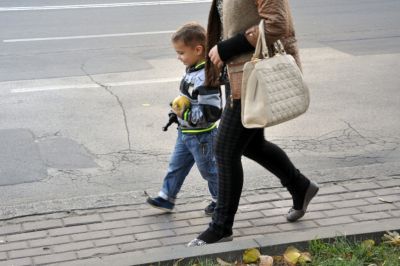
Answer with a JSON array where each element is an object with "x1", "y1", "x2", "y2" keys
[
  {"x1": 171, "y1": 95, "x2": 190, "y2": 117},
  {"x1": 162, "y1": 95, "x2": 189, "y2": 131},
  {"x1": 162, "y1": 111, "x2": 178, "y2": 131}
]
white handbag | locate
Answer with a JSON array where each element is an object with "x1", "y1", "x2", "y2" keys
[{"x1": 241, "y1": 20, "x2": 310, "y2": 128}]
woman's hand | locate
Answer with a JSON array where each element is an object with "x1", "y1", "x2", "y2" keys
[{"x1": 208, "y1": 45, "x2": 223, "y2": 68}]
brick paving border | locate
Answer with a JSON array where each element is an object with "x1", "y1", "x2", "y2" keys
[{"x1": 0, "y1": 176, "x2": 399, "y2": 265}]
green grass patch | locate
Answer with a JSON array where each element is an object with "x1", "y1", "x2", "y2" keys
[
  {"x1": 309, "y1": 237, "x2": 400, "y2": 266},
  {"x1": 167, "y1": 234, "x2": 400, "y2": 266}
]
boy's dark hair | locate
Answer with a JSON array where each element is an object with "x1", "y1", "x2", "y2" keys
[{"x1": 172, "y1": 22, "x2": 206, "y2": 49}]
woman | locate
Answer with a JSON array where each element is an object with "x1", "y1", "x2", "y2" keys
[{"x1": 187, "y1": 0, "x2": 319, "y2": 246}]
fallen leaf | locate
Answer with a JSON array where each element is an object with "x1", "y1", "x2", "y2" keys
[
  {"x1": 382, "y1": 231, "x2": 400, "y2": 246},
  {"x1": 259, "y1": 255, "x2": 273, "y2": 266},
  {"x1": 298, "y1": 252, "x2": 312, "y2": 264},
  {"x1": 284, "y1": 246, "x2": 301, "y2": 265},
  {"x1": 361, "y1": 239, "x2": 375, "y2": 249},
  {"x1": 243, "y1": 248, "x2": 261, "y2": 264}
]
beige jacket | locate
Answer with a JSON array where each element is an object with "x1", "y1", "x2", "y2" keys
[{"x1": 205, "y1": 0, "x2": 301, "y2": 98}]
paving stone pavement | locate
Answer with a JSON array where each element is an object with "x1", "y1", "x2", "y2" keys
[{"x1": 0, "y1": 176, "x2": 399, "y2": 265}]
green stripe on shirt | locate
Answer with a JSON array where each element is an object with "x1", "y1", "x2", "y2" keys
[{"x1": 181, "y1": 123, "x2": 217, "y2": 134}]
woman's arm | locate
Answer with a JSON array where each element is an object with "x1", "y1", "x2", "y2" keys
[
  {"x1": 217, "y1": 33, "x2": 254, "y2": 63},
  {"x1": 209, "y1": 0, "x2": 290, "y2": 65},
  {"x1": 252, "y1": 0, "x2": 290, "y2": 46}
]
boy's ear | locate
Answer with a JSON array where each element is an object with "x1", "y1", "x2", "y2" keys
[{"x1": 195, "y1": 45, "x2": 204, "y2": 55}]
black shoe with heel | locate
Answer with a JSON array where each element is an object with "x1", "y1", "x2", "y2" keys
[
  {"x1": 187, "y1": 227, "x2": 233, "y2": 247},
  {"x1": 286, "y1": 181, "x2": 319, "y2": 222}
]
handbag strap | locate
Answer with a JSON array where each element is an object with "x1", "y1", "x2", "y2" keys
[
  {"x1": 252, "y1": 20, "x2": 268, "y2": 60},
  {"x1": 252, "y1": 19, "x2": 286, "y2": 60}
]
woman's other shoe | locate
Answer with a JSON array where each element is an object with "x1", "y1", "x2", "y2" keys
[{"x1": 286, "y1": 181, "x2": 319, "y2": 222}]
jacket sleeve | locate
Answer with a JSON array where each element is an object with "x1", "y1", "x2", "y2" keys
[
  {"x1": 217, "y1": 33, "x2": 254, "y2": 62},
  {"x1": 245, "y1": 0, "x2": 290, "y2": 47},
  {"x1": 216, "y1": 0, "x2": 290, "y2": 62},
  {"x1": 182, "y1": 85, "x2": 222, "y2": 125}
]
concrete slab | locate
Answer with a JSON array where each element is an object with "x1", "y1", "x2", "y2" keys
[
  {"x1": 0, "y1": 128, "x2": 46, "y2": 185},
  {"x1": 37, "y1": 137, "x2": 97, "y2": 169}
]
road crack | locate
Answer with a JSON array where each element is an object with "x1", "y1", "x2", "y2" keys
[{"x1": 80, "y1": 64, "x2": 132, "y2": 151}]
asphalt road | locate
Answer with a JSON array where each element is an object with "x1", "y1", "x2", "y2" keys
[
  {"x1": 1, "y1": 0, "x2": 399, "y2": 81},
  {"x1": 0, "y1": 0, "x2": 399, "y2": 217}
]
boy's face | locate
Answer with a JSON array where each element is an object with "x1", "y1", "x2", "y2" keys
[{"x1": 173, "y1": 40, "x2": 204, "y2": 67}]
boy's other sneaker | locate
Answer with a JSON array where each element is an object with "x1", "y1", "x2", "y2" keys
[
  {"x1": 204, "y1": 201, "x2": 216, "y2": 216},
  {"x1": 147, "y1": 196, "x2": 174, "y2": 212}
]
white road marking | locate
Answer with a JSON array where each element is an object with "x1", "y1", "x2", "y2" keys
[
  {"x1": 0, "y1": 0, "x2": 211, "y2": 12},
  {"x1": 3, "y1": 30, "x2": 175, "y2": 43},
  {"x1": 10, "y1": 77, "x2": 181, "y2": 93}
]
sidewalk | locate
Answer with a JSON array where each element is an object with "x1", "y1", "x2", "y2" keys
[{"x1": 0, "y1": 175, "x2": 399, "y2": 266}]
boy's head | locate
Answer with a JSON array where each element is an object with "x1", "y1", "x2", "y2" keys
[{"x1": 171, "y1": 22, "x2": 206, "y2": 67}]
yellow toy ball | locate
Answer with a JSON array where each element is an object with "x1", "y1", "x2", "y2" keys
[{"x1": 171, "y1": 95, "x2": 190, "y2": 111}]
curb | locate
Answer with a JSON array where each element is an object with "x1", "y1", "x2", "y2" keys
[{"x1": 57, "y1": 218, "x2": 400, "y2": 266}]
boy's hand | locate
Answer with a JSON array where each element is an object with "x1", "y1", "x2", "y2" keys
[
  {"x1": 171, "y1": 95, "x2": 190, "y2": 119},
  {"x1": 172, "y1": 107, "x2": 185, "y2": 118}
]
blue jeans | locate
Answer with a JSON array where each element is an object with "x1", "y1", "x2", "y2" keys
[{"x1": 159, "y1": 128, "x2": 218, "y2": 203}]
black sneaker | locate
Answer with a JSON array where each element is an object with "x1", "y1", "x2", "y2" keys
[
  {"x1": 146, "y1": 196, "x2": 174, "y2": 212},
  {"x1": 204, "y1": 201, "x2": 216, "y2": 216}
]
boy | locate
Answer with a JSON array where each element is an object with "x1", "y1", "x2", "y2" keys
[{"x1": 146, "y1": 22, "x2": 222, "y2": 215}]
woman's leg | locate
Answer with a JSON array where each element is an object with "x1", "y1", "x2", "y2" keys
[
  {"x1": 190, "y1": 102, "x2": 316, "y2": 246},
  {"x1": 243, "y1": 129, "x2": 310, "y2": 210},
  {"x1": 196, "y1": 100, "x2": 257, "y2": 243}
]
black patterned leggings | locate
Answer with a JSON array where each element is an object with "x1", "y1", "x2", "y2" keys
[{"x1": 211, "y1": 99, "x2": 308, "y2": 235}]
